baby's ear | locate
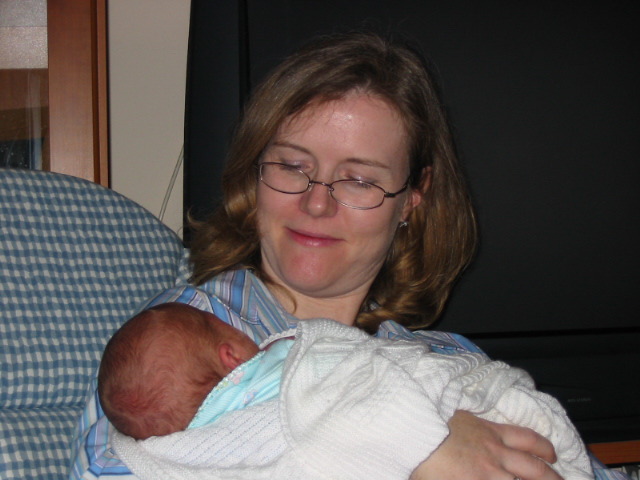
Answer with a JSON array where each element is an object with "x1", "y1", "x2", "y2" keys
[{"x1": 218, "y1": 343, "x2": 244, "y2": 372}]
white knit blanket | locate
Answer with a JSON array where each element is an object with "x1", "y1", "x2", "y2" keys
[{"x1": 112, "y1": 319, "x2": 594, "y2": 480}]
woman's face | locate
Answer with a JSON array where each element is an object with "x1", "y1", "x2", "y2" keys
[{"x1": 256, "y1": 93, "x2": 422, "y2": 315}]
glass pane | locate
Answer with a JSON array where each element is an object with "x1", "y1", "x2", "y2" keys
[{"x1": 0, "y1": 0, "x2": 48, "y2": 170}]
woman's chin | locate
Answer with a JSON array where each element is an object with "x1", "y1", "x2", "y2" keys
[
  {"x1": 277, "y1": 263, "x2": 348, "y2": 298},
  {"x1": 263, "y1": 248, "x2": 366, "y2": 299}
]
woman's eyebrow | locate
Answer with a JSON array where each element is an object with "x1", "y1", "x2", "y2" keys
[
  {"x1": 270, "y1": 141, "x2": 390, "y2": 170},
  {"x1": 344, "y1": 157, "x2": 391, "y2": 170},
  {"x1": 269, "y1": 141, "x2": 311, "y2": 155}
]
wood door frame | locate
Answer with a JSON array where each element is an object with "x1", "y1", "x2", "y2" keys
[{"x1": 47, "y1": 0, "x2": 109, "y2": 186}]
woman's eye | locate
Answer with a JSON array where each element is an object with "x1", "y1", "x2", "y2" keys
[
  {"x1": 339, "y1": 167, "x2": 382, "y2": 183},
  {"x1": 277, "y1": 157, "x2": 295, "y2": 165},
  {"x1": 340, "y1": 180, "x2": 377, "y2": 194},
  {"x1": 352, "y1": 181, "x2": 374, "y2": 189},
  {"x1": 279, "y1": 159, "x2": 311, "y2": 171},
  {"x1": 343, "y1": 173, "x2": 379, "y2": 185},
  {"x1": 274, "y1": 162, "x2": 295, "y2": 171}
]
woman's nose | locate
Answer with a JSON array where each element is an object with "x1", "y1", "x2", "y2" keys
[{"x1": 299, "y1": 182, "x2": 338, "y2": 217}]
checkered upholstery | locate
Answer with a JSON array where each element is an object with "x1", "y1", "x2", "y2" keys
[{"x1": 0, "y1": 168, "x2": 189, "y2": 479}]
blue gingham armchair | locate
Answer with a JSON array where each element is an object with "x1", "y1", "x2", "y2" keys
[{"x1": 0, "y1": 168, "x2": 189, "y2": 479}]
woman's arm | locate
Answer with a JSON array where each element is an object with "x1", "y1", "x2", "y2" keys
[
  {"x1": 410, "y1": 410, "x2": 562, "y2": 480},
  {"x1": 379, "y1": 324, "x2": 563, "y2": 479}
]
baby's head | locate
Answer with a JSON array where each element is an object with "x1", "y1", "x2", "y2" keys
[{"x1": 98, "y1": 302, "x2": 259, "y2": 439}]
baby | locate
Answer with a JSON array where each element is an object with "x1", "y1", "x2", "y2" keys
[
  {"x1": 99, "y1": 303, "x2": 593, "y2": 480},
  {"x1": 98, "y1": 302, "x2": 266, "y2": 439}
]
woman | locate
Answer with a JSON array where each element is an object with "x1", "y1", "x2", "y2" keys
[{"x1": 73, "y1": 32, "x2": 571, "y2": 479}]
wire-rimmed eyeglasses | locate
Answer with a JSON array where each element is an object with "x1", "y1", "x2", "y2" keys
[{"x1": 258, "y1": 162, "x2": 409, "y2": 210}]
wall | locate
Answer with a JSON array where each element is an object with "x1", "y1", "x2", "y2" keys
[
  {"x1": 0, "y1": 0, "x2": 47, "y2": 69},
  {"x1": 108, "y1": 0, "x2": 191, "y2": 238}
]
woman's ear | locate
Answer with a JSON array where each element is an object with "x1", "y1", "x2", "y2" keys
[{"x1": 402, "y1": 166, "x2": 432, "y2": 220}]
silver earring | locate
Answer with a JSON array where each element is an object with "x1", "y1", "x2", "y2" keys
[{"x1": 398, "y1": 221, "x2": 408, "y2": 228}]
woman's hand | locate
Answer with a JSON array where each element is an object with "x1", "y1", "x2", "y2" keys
[{"x1": 410, "y1": 410, "x2": 563, "y2": 480}]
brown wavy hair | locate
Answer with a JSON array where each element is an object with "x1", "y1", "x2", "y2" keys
[{"x1": 189, "y1": 31, "x2": 477, "y2": 332}]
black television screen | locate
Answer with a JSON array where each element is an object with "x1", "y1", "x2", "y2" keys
[{"x1": 184, "y1": 0, "x2": 640, "y2": 444}]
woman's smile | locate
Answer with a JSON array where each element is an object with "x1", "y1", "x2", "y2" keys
[{"x1": 287, "y1": 227, "x2": 342, "y2": 247}]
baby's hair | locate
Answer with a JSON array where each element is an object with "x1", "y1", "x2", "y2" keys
[{"x1": 98, "y1": 304, "x2": 224, "y2": 439}]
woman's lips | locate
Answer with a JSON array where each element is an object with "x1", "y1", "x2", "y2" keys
[{"x1": 287, "y1": 228, "x2": 341, "y2": 247}]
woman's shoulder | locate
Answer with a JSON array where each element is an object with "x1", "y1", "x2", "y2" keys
[
  {"x1": 376, "y1": 320, "x2": 486, "y2": 355},
  {"x1": 146, "y1": 268, "x2": 295, "y2": 341},
  {"x1": 146, "y1": 269, "x2": 252, "y2": 314}
]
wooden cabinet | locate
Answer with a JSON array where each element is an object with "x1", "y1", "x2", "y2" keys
[
  {"x1": 0, "y1": 0, "x2": 108, "y2": 186},
  {"x1": 588, "y1": 440, "x2": 640, "y2": 467}
]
